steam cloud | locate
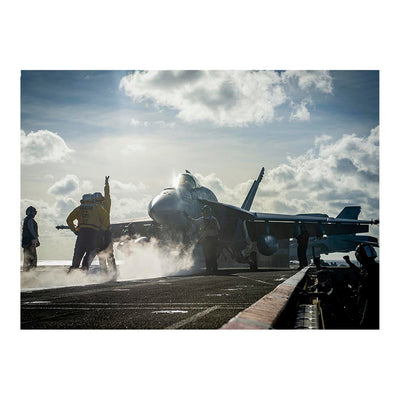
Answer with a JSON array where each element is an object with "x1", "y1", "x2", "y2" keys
[
  {"x1": 21, "y1": 239, "x2": 199, "y2": 290},
  {"x1": 116, "y1": 238, "x2": 197, "y2": 281}
]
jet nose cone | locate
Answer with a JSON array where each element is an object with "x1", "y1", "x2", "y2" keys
[{"x1": 148, "y1": 190, "x2": 186, "y2": 227}]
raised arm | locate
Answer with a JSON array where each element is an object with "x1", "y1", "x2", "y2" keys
[{"x1": 104, "y1": 176, "x2": 111, "y2": 214}]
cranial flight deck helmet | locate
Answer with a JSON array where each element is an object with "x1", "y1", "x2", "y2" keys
[
  {"x1": 92, "y1": 192, "x2": 105, "y2": 203},
  {"x1": 26, "y1": 206, "x2": 37, "y2": 217},
  {"x1": 80, "y1": 193, "x2": 93, "y2": 204},
  {"x1": 355, "y1": 243, "x2": 377, "y2": 263}
]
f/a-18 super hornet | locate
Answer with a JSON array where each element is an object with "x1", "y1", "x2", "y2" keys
[{"x1": 106, "y1": 168, "x2": 379, "y2": 270}]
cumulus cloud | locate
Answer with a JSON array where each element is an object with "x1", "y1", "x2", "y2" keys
[
  {"x1": 282, "y1": 70, "x2": 333, "y2": 94},
  {"x1": 258, "y1": 126, "x2": 379, "y2": 218},
  {"x1": 194, "y1": 172, "x2": 253, "y2": 205},
  {"x1": 47, "y1": 175, "x2": 148, "y2": 206},
  {"x1": 48, "y1": 175, "x2": 80, "y2": 197},
  {"x1": 290, "y1": 100, "x2": 311, "y2": 121},
  {"x1": 46, "y1": 174, "x2": 150, "y2": 222},
  {"x1": 120, "y1": 70, "x2": 333, "y2": 127},
  {"x1": 21, "y1": 130, "x2": 74, "y2": 165},
  {"x1": 109, "y1": 195, "x2": 153, "y2": 221},
  {"x1": 193, "y1": 126, "x2": 379, "y2": 222},
  {"x1": 314, "y1": 134, "x2": 332, "y2": 146},
  {"x1": 54, "y1": 197, "x2": 79, "y2": 217}
]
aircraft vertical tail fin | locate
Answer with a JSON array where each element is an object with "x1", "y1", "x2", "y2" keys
[
  {"x1": 241, "y1": 167, "x2": 264, "y2": 211},
  {"x1": 336, "y1": 206, "x2": 361, "y2": 220}
]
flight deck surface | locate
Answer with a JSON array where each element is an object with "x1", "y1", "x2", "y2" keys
[{"x1": 21, "y1": 268, "x2": 296, "y2": 329}]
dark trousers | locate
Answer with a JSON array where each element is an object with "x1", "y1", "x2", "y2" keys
[
  {"x1": 359, "y1": 281, "x2": 379, "y2": 329},
  {"x1": 297, "y1": 246, "x2": 308, "y2": 268},
  {"x1": 201, "y1": 236, "x2": 218, "y2": 272},
  {"x1": 23, "y1": 244, "x2": 37, "y2": 271},
  {"x1": 98, "y1": 230, "x2": 117, "y2": 272},
  {"x1": 360, "y1": 299, "x2": 379, "y2": 329},
  {"x1": 72, "y1": 228, "x2": 102, "y2": 270}
]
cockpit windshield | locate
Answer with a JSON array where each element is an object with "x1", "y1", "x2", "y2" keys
[{"x1": 177, "y1": 173, "x2": 200, "y2": 189}]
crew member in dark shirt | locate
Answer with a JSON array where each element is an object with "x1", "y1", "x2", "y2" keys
[
  {"x1": 185, "y1": 205, "x2": 221, "y2": 274},
  {"x1": 22, "y1": 206, "x2": 40, "y2": 271},
  {"x1": 343, "y1": 243, "x2": 379, "y2": 329},
  {"x1": 296, "y1": 225, "x2": 309, "y2": 269}
]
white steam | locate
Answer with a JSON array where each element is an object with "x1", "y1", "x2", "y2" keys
[
  {"x1": 21, "y1": 239, "x2": 200, "y2": 291},
  {"x1": 20, "y1": 265, "x2": 111, "y2": 290},
  {"x1": 116, "y1": 238, "x2": 198, "y2": 281}
]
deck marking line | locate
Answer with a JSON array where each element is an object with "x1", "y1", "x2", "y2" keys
[
  {"x1": 165, "y1": 305, "x2": 220, "y2": 329},
  {"x1": 235, "y1": 275, "x2": 275, "y2": 285}
]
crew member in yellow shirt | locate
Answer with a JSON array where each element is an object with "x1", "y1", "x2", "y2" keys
[
  {"x1": 93, "y1": 176, "x2": 117, "y2": 278},
  {"x1": 66, "y1": 193, "x2": 108, "y2": 272}
]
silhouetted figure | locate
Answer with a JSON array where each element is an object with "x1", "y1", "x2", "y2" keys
[
  {"x1": 93, "y1": 176, "x2": 117, "y2": 279},
  {"x1": 185, "y1": 205, "x2": 220, "y2": 274},
  {"x1": 343, "y1": 243, "x2": 379, "y2": 329},
  {"x1": 22, "y1": 206, "x2": 40, "y2": 271},
  {"x1": 312, "y1": 246, "x2": 321, "y2": 269},
  {"x1": 66, "y1": 194, "x2": 108, "y2": 272},
  {"x1": 296, "y1": 225, "x2": 309, "y2": 269}
]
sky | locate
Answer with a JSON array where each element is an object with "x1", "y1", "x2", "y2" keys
[{"x1": 20, "y1": 70, "x2": 379, "y2": 260}]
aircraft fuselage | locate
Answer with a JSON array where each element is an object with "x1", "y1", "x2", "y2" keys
[{"x1": 148, "y1": 173, "x2": 217, "y2": 229}]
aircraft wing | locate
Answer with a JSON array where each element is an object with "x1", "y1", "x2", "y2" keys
[
  {"x1": 253, "y1": 212, "x2": 378, "y2": 225},
  {"x1": 199, "y1": 199, "x2": 254, "y2": 221},
  {"x1": 201, "y1": 198, "x2": 379, "y2": 240},
  {"x1": 248, "y1": 212, "x2": 378, "y2": 240},
  {"x1": 340, "y1": 235, "x2": 379, "y2": 247},
  {"x1": 110, "y1": 217, "x2": 154, "y2": 241},
  {"x1": 56, "y1": 217, "x2": 155, "y2": 242}
]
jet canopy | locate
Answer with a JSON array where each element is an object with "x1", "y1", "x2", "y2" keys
[{"x1": 176, "y1": 173, "x2": 200, "y2": 189}]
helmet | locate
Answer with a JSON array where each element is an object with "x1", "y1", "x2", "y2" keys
[
  {"x1": 80, "y1": 193, "x2": 93, "y2": 204},
  {"x1": 92, "y1": 192, "x2": 105, "y2": 203},
  {"x1": 26, "y1": 206, "x2": 37, "y2": 217},
  {"x1": 355, "y1": 243, "x2": 377, "y2": 263}
]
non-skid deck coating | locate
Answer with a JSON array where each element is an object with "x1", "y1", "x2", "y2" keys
[{"x1": 21, "y1": 268, "x2": 297, "y2": 329}]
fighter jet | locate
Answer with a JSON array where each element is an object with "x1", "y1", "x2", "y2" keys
[{"x1": 109, "y1": 168, "x2": 379, "y2": 269}]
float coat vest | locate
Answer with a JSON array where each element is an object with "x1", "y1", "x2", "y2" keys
[
  {"x1": 22, "y1": 217, "x2": 38, "y2": 247},
  {"x1": 66, "y1": 203, "x2": 108, "y2": 233}
]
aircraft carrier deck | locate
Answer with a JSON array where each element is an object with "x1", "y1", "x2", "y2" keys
[
  {"x1": 20, "y1": 265, "x2": 368, "y2": 329},
  {"x1": 21, "y1": 268, "x2": 297, "y2": 329}
]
